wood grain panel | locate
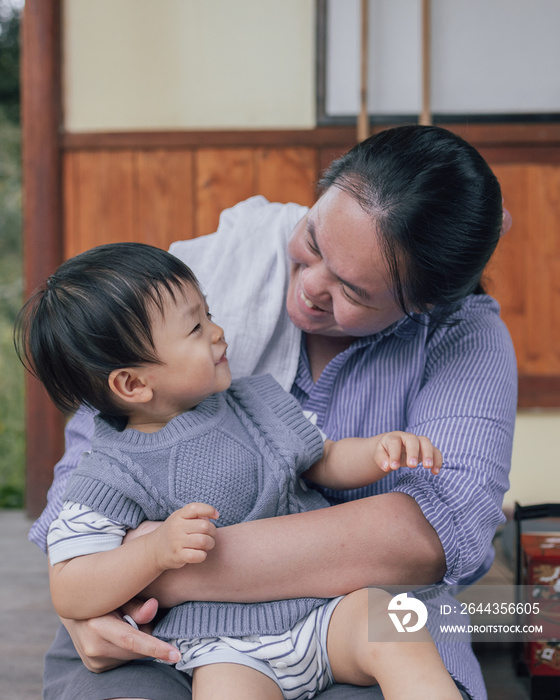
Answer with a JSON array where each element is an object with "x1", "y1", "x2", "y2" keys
[
  {"x1": 194, "y1": 149, "x2": 255, "y2": 237},
  {"x1": 253, "y1": 148, "x2": 318, "y2": 206},
  {"x1": 62, "y1": 151, "x2": 80, "y2": 259},
  {"x1": 136, "y1": 150, "x2": 195, "y2": 250},
  {"x1": 64, "y1": 150, "x2": 136, "y2": 258},
  {"x1": 318, "y1": 145, "x2": 353, "y2": 177},
  {"x1": 486, "y1": 164, "x2": 530, "y2": 372},
  {"x1": 535, "y1": 165, "x2": 560, "y2": 371},
  {"x1": 487, "y1": 162, "x2": 560, "y2": 378}
]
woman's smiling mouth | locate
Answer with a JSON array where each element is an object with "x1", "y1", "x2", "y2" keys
[{"x1": 300, "y1": 289, "x2": 324, "y2": 312}]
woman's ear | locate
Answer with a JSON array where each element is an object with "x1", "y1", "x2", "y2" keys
[{"x1": 108, "y1": 368, "x2": 153, "y2": 405}]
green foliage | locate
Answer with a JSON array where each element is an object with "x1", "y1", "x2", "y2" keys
[
  {"x1": 0, "y1": 0, "x2": 21, "y2": 123},
  {"x1": 0, "y1": 2, "x2": 23, "y2": 507},
  {"x1": 0, "y1": 109, "x2": 24, "y2": 507}
]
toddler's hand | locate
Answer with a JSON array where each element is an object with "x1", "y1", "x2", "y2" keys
[
  {"x1": 375, "y1": 432, "x2": 442, "y2": 475},
  {"x1": 149, "y1": 502, "x2": 219, "y2": 571}
]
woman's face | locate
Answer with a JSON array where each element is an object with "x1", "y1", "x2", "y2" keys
[{"x1": 286, "y1": 186, "x2": 405, "y2": 339}]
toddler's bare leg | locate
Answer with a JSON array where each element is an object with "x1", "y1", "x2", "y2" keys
[
  {"x1": 327, "y1": 588, "x2": 461, "y2": 700},
  {"x1": 192, "y1": 663, "x2": 283, "y2": 700}
]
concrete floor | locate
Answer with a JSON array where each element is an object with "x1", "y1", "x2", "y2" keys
[
  {"x1": 0, "y1": 510, "x2": 548, "y2": 700},
  {"x1": 0, "y1": 510, "x2": 59, "y2": 700}
]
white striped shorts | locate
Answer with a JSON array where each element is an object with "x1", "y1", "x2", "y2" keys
[{"x1": 173, "y1": 596, "x2": 343, "y2": 700}]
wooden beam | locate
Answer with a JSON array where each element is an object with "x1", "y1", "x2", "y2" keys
[
  {"x1": 357, "y1": 0, "x2": 369, "y2": 142},
  {"x1": 21, "y1": 0, "x2": 65, "y2": 518},
  {"x1": 419, "y1": 0, "x2": 432, "y2": 126},
  {"x1": 60, "y1": 122, "x2": 560, "y2": 152}
]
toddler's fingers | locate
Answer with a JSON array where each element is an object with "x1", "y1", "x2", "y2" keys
[
  {"x1": 381, "y1": 433, "x2": 417, "y2": 470},
  {"x1": 418, "y1": 437, "x2": 442, "y2": 475},
  {"x1": 431, "y1": 446, "x2": 443, "y2": 474},
  {"x1": 400, "y1": 433, "x2": 421, "y2": 468},
  {"x1": 185, "y1": 532, "x2": 216, "y2": 553},
  {"x1": 177, "y1": 502, "x2": 219, "y2": 521}
]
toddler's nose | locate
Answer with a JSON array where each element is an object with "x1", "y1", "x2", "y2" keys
[{"x1": 212, "y1": 323, "x2": 225, "y2": 343}]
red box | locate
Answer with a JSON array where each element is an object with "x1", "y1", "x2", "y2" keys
[{"x1": 521, "y1": 532, "x2": 560, "y2": 676}]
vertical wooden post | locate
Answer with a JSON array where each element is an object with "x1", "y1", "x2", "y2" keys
[
  {"x1": 20, "y1": 0, "x2": 65, "y2": 518},
  {"x1": 419, "y1": 0, "x2": 432, "y2": 126},
  {"x1": 357, "y1": 0, "x2": 369, "y2": 142}
]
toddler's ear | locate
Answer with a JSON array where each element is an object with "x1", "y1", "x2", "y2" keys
[{"x1": 109, "y1": 368, "x2": 153, "y2": 405}]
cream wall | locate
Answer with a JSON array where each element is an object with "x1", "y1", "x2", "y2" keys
[
  {"x1": 507, "y1": 412, "x2": 560, "y2": 508},
  {"x1": 62, "y1": 0, "x2": 316, "y2": 131}
]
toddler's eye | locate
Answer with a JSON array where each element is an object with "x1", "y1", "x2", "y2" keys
[
  {"x1": 191, "y1": 323, "x2": 202, "y2": 334},
  {"x1": 207, "y1": 312, "x2": 213, "y2": 320}
]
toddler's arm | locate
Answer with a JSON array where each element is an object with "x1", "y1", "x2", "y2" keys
[
  {"x1": 304, "y1": 432, "x2": 442, "y2": 491},
  {"x1": 49, "y1": 502, "x2": 218, "y2": 620}
]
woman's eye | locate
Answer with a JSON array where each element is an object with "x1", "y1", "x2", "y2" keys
[
  {"x1": 340, "y1": 284, "x2": 359, "y2": 305},
  {"x1": 306, "y1": 234, "x2": 320, "y2": 255}
]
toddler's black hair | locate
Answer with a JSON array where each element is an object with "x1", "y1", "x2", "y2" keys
[{"x1": 14, "y1": 242, "x2": 199, "y2": 420}]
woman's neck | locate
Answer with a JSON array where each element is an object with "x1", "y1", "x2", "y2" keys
[{"x1": 304, "y1": 333, "x2": 355, "y2": 383}]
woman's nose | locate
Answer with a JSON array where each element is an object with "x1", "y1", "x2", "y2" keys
[{"x1": 301, "y1": 264, "x2": 331, "y2": 302}]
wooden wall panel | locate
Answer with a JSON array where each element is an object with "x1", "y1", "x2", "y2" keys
[
  {"x1": 64, "y1": 150, "x2": 136, "y2": 258},
  {"x1": 195, "y1": 149, "x2": 255, "y2": 238},
  {"x1": 489, "y1": 163, "x2": 560, "y2": 378},
  {"x1": 136, "y1": 150, "x2": 195, "y2": 249},
  {"x1": 486, "y1": 164, "x2": 530, "y2": 374},
  {"x1": 62, "y1": 152, "x2": 80, "y2": 260},
  {"x1": 63, "y1": 146, "x2": 321, "y2": 254},
  {"x1": 254, "y1": 147, "x2": 318, "y2": 207}
]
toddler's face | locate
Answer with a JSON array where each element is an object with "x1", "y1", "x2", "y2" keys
[{"x1": 143, "y1": 285, "x2": 231, "y2": 418}]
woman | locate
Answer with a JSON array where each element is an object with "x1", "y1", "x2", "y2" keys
[{"x1": 32, "y1": 125, "x2": 517, "y2": 700}]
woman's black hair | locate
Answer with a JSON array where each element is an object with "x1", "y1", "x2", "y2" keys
[
  {"x1": 14, "y1": 242, "x2": 199, "y2": 422},
  {"x1": 319, "y1": 125, "x2": 503, "y2": 323}
]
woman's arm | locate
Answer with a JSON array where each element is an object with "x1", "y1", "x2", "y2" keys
[{"x1": 147, "y1": 492, "x2": 446, "y2": 608}]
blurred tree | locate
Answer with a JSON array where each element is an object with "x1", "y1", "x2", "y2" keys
[
  {"x1": 0, "y1": 0, "x2": 21, "y2": 122},
  {"x1": 0, "y1": 0, "x2": 23, "y2": 507}
]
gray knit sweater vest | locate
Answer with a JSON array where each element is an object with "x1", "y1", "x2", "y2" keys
[{"x1": 64, "y1": 374, "x2": 331, "y2": 639}]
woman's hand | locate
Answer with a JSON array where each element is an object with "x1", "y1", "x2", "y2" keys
[{"x1": 60, "y1": 597, "x2": 181, "y2": 672}]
